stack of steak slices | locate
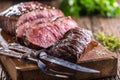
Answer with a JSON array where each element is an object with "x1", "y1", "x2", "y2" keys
[
  {"x1": 0, "y1": 1, "x2": 78, "y2": 49},
  {"x1": 19, "y1": 16, "x2": 78, "y2": 49},
  {"x1": 0, "y1": 1, "x2": 97, "y2": 62},
  {"x1": 0, "y1": 1, "x2": 45, "y2": 35}
]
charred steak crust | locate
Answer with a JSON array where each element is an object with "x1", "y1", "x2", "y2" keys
[
  {"x1": 47, "y1": 27, "x2": 93, "y2": 62},
  {"x1": 0, "y1": 16, "x2": 18, "y2": 35}
]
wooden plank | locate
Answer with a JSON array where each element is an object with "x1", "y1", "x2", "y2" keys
[
  {"x1": 74, "y1": 16, "x2": 92, "y2": 30},
  {"x1": 77, "y1": 44, "x2": 117, "y2": 80},
  {"x1": 90, "y1": 16, "x2": 120, "y2": 80},
  {"x1": 74, "y1": 15, "x2": 120, "y2": 80},
  {"x1": 0, "y1": 1, "x2": 13, "y2": 12},
  {"x1": 90, "y1": 16, "x2": 120, "y2": 38}
]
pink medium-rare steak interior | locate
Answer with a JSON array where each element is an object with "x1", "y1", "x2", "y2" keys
[
  {"x1": 16, "y1": 17, "x2": 59, "y2": 37},
  {"x1": 24, "y1": 16, "x2": 78, "y2": 48},
  {"x1": 16, "y1": 9, "x2": 64, "y2": 27},
  {"x1": 26, "y1": 27, "x2": 57, "y2": 48}
]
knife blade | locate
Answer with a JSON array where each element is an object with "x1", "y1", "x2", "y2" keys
[{"x1": 39, "y1": 52, "x2": 100, "y2": 73}]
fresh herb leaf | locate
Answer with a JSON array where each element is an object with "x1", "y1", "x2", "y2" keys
[
  {"x1": 60, "y1": 0, "x2": 80, "y2": 17},
  {"x1": 94, "y1": 32, "x2": 120, "y2": 51},
  {"x1": 60, "y1": 0, "x2": 120, "y2": 17}
]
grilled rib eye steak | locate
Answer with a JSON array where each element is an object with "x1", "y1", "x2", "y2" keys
[
  {"x1": 0, "y1": 1, "x2": 97, "y2": 60},
  {"x1": 0, "y1": 1, "x2": 77, "y2": 49},
  {"x1": 0, "y1": 1, "x2": 64, "y2": 35},
  {"x1": 0, "y1": 2, "x2": 44, "y2": 35}
]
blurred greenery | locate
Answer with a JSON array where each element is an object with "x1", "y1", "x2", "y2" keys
[
  {"x1": 60, "y1": 0, "x2": 120, "y2": 17},
  {"x1": 94, "y1": 32, "x2": 120, "y2": 51}
]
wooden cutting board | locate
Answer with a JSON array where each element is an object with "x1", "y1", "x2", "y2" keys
[{"x1": 0, "y1": 43, "x2": 117, "y2": 80}]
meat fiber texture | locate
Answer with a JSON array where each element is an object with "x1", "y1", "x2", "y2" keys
[
  {"x1": 47, "y1": 27, "x2": 94, "y2": 62},
  {"x1": 0, "y1": 1, "x2": 64, "y2": 35},
  {"x1": 0, "y1": 1, "x2": 78, "y2": 49},
  {"x1": 16, "y1": 9, "x2": 64, "y2": 27},
  {"x1": 0, "y1": 1, "x2": 97, "y2": 63},
  {"x1": 21, "y1": 16, "x2": 78, "y2": 49},
  {"x1": 0, "y1": 1, "x2": 44, "y2": 35}
]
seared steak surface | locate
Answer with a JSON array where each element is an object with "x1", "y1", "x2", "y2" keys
[{"x1": 47, "y1": 27, "x2": 94, "y2": 62}]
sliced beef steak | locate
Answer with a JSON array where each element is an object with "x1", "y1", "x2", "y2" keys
[
  {"x1": 23, "y1": 16, "x2": 78, "y2": 49},
  {"x1": 0, "y1": 1, "x2": 44, "y2": 35},
  {"x1": 0, "y1": 1, "x2": 64, "y2": 35},
  {"x1": 47, "y1": 27, "x2": 98, "y2": 62},
  {"x1": 16, "y1": 9, "x2": 64, "y2": 27},
  {"x1": 16, "y1": 17, "x2": 57, "y2": 38}
]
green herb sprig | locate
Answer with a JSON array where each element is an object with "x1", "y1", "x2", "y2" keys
[
  {"x1": 94, "y1": 32, "x2": 120, "y2": 51},
  {"x1": 60, "y1": 0, "x2": 120, "y2": 17}
]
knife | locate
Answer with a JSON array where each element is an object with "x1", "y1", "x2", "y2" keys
[
  {"x1": 0, "y1": 28, "x2": 100, "y2": 78},
  {"x1": 39, "y1": 51, "x2": 100, "y2": 73},
  {"x1": 0, "y1": 47, "x2": 100, "y2": 78},
  {"x1": 0, "y1": 45, "x2": 100, "y2": 74},
  {"x1": 8, "y1": 43, "x2": 100, "y2": 74},
  {"x1": 0, "y1": 46, "x2": 100, "y2": 73}
]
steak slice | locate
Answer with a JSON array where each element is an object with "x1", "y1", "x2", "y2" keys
[
  {"x1": 16, "y1": 16, "x2": 59, "y2": 38},
  {"x1": 0, "y1": 1, "x2": 44, "y2": 35},
  {"x1": 47, "y1": 27, "x2": 98, "y2": 62},
  {"x1": 16, "y1": 9, "x2": 64, "y2": 27},
  {"x1": 23, "y1": 16, "x2": 78, "y2": 49}
]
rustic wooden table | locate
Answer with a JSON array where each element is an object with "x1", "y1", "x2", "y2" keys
[{"x1": 0, "y1": 1, "x2": 120, "y2": 80}]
